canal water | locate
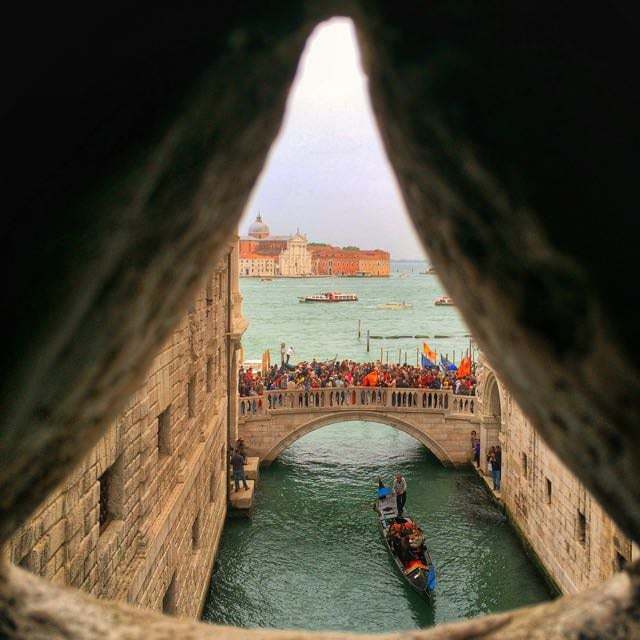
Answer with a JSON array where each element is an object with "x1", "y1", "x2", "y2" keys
[
  {"x1": 202, "y1": 263, "x2": 553, "y2": 631},
  {"x1": 202, "y1": 425, "x2": 552, "y2": 631}
]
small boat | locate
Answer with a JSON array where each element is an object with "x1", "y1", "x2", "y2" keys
[
  {"x1": 375, "y1": 487, "x2": 436, "y2": 599},
  {"x1": 377, "y1": 302, "x2": 413, "y2": 310},
  {"x1": 422, "y1": 266, "x2": 437, "y2": 275},
  {"x1": 260, "y1": 277, "x2": 273, "y2": 282},
  {"x1": 299, "y1": 292, "x2": 358, "y2": 303},
  {"x1": 434, "y1": 295, "x2": 454, "y2": 306}
]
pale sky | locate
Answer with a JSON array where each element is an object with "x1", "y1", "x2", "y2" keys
[{"x1": 241, "y1": 18, "x2": 426, "y2": 261}]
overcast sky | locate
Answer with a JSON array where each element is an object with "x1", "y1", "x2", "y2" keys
[{"x1": 241, "y1": 18, "x2": 426, "y2": 261}]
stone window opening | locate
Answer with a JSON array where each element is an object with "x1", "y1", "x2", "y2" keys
[
  {"x1": 187, "y1": 375, "x2": 196, "y2": 418},
  {"x1": 577, "y1": 510, "x2": 587, "y2": 546},
  {"x1": 192, "y1": 511, "x2": 201, "y2": 550},
  {"x1": 98, "y1": 454, "x2": 123, "y2": 536},
  {"x1": 545, "y1": 477, "x2": 552, "y2": 504},
  {"x1": 162, "y1": 572, "x2": 177, "y2": 615},
  {"x1": 157, "y1": 405, "x2": 172, "y2": 456},
  {"x1": 615, "y1": 551, "x2": 628, "y2": 572},
  {"x1": 3, "y1": 9, "x2": 640, "y2": 640}
]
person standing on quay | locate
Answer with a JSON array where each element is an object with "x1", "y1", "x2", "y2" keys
[
  {"x1": 492, "y1": 446, "x2": 502, "y2": 491},
  {"x1": 231, "y1": 449, "x2": 249, "y2": 492},
  {"x1": 394, "y1": 473, "x2": 407, "y2": 516},
  {"x1": 286, "y1": 345, "x2": 295, "y2": 364}
]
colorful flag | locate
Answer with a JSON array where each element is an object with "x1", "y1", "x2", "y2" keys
[
  {"x1": 421, "y1": 354, "x2": 436, "y2": 368},
  {"x1": 456, "y1": 356, "x2": 471, "y2": 379},
  {"x1": 422, "y1": 341, "x2": 437, "y2": 363},
  {"x1": 440, "y1": 354, "x2": 457, "y2": 372}
]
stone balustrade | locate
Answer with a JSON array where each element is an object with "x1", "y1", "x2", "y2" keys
[{"x1": 239, "y1": 387, "x2": 475, "y2": 420}]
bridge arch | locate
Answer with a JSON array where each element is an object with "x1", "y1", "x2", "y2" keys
[{"x1": 262, "y1": 410, "x2": 455, "y2": 466}]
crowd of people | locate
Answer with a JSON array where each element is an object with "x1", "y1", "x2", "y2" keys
[{"x1": 238, "y1": 359, "x2": 476, "y2": 398}]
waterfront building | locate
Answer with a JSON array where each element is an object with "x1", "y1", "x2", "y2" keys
[
  {"x1": 358, "y1": 249, "x2": 391, "y2": 276},
  {"x1": 239, "y1": 214, "x2": 312, "y2": 277},
  {"x1": 239, "y1": 215, "x2": 390, "y2": 277},
  {"x1": 10, "y1": 238, "x2": 247, "y2": 617},
  {"x1": 310, "y1": 245, "x2": 390, "y2": 276}
]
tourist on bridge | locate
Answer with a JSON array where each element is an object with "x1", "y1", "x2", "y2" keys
[
  {"x1": 393, "y1": 473, "x2": 408, "y2": 516},
  {"x1": 231, "y1": 449, "x2": 249, "y2": 492}
]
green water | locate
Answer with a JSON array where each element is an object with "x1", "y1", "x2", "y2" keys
[
  {"x1": 202, "y1": 425, "x2": 552, "y2": 631},
  {"x1": 202, "y1": 263, "x2": 553, "y2": 631},
  {"x1": 240, "y1": 263, "x2": 472, "y2": 366}
]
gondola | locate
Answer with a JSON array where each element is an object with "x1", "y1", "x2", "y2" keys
[{"x1": 374, "y1": 487, "x2": 436, "y2": 599}]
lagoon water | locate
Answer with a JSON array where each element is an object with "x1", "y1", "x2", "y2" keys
[
  {"x1": 240, "y1": 262, "x2": 471, "y2": 366},
  {"x1": 202, "y1": 262, "x2": 553, "y2": 631}
]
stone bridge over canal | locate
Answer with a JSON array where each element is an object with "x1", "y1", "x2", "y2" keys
[{"x1": 238, "y1": 387, "x2": 479, "y2": 465}]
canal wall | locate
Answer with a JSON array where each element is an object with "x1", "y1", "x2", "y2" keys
[
  {"x1": 477, "y1": 359, "x2": 635, "y2": 595},
  {"x1": 8, "y1": 238, "x2": 246, "y2": 618}
]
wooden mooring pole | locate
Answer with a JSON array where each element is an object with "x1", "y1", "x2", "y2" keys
[
  {"x1": 358, "y1": 319, "x2": 361, "y2": 340},
  {"x1": 366, "y1": 329, "x2": 370, "y2": 353}
]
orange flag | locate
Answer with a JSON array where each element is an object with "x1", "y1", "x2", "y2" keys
[
  {"x1": 456, "y1": 356, "x2": 471, "y2": 379},
  {"x1": 423, "y1": 342, "x2": 437, "y2": 362}
]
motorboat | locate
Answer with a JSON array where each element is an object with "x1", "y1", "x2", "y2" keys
[
  {"x1": 377, "y1": 302, "x2": 413, "y2": 310},
  {"x1": 434, "y1": 296, "x2": 454, "y2": 306},
  {"x1": 299, "y1": 292, "x2": 358, "y2": 303},
  {"x1": 421, "y1": 266, "x2": 437, "y2": 275},
  {"x1": 374, "y1": 487, "x2": 436, "y2": 599}
]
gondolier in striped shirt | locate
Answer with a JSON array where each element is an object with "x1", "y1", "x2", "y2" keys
[{"x1": 393, "y1": 473, "x2": 407, "y2": 516}]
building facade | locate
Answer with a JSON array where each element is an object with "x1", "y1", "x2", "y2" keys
[
  {"x1": 239, "y1": 214, "x2": 312, "y2": 277},
  {"x1": 239, "y1": 214, "x2": 390, "y2": 277},
  {"x1": 10, "y1": 238, "x2": 247, "y2": 618},
  {"x1": 310, "y1": 245, "x2": 390, "y2": 276},
  {"x1": 477, "y1": 357, "x2": 635, "y2": 594}
]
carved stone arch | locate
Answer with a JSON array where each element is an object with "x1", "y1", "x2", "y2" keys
[
  {"x1": 262, "y1": 411, "x2": 455, "y2": 467},
  {"x1": 482, "y1": 372, "x2": 503, "y2": 423}
]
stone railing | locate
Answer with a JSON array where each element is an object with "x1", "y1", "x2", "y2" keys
[{"x1": 238, "y1": 387, "x2": 475, "y2": 419}]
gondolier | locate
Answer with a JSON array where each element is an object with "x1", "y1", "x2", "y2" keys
[
  {"x1": 394, "y1": 473, "x2": 407, "y2": 516},
  {"x1": 374, "y1": 485, "x2": 436, "y2": 598}
]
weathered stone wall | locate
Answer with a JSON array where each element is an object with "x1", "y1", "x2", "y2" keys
[
  {"x1": 9, "y1": 239, "x2": 242, "y2": 617},
  {"x1": 478, "y1": 360, "x2": 633, "y2": 595}
]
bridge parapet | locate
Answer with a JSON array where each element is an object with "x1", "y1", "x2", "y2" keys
[{"x1": 239, "y1": 387, "x2": 475, "y2": 421}]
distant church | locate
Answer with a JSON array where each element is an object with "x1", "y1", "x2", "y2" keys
[{"x1": 239, "y1": 214, "x2": 312, "y2": 277}]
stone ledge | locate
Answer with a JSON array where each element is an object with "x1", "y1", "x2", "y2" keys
[
  {"x1": 229, "y1": 480, "x2": 255, "y2": 510},
  {"x1": 1, "y1": 560, "x2": 638, "y2": 639}
]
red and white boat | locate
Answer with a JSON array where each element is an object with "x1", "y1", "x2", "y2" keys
[{"x1": 299, "y1": 292, "x2": 358, "y2": 303}]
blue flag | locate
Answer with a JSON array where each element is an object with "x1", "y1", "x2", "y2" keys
[
  {"x1": 440, "y1": 355, "x2": 457, "y2": 372},
  {"x1": 421, "y1": 354, "x2": 436, "y2": 368}
]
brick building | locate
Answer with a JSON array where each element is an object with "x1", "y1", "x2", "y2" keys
[
  {"x1": 310, "y1": 245, "x2": 390, "y2": 276},
  {"x1": 477, "y1": 358, "x2": 636, "y2": 593},
  {"x1": 9, "y1": 238, "x2": 246, "y2": 617}
]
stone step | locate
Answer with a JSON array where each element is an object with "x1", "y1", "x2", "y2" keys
[
  {"x1": 229, "y1": 480, "x2": 255, "y2": 511},
  {"x1": 229, "y1": 457, "x2": 260, "y2": 481}
]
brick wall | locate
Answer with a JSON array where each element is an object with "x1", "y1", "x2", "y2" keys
[
  {"x1": 10, "y1": 240, "x2": 242, "y2": 618},
  {"x1": 479, "y1": 360, "x2": 633, "y2": 594}
]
